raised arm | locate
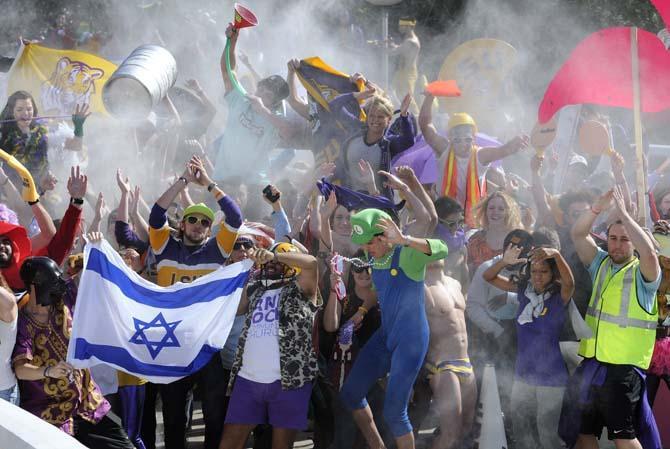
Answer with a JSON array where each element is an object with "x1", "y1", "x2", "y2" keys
[
  {"x1": 286, "y1": 59, "x2": 310, "y2": 120},
  {"x1": 482, "y1": 245, "x2": 525, "y2": 293},
  {"x1": 396, "y1": 165, "x2": 437, "y2": 235},
  {"x1": 477, "y1": 134, "x2": 529, "y2": 166},
  {"x1": 155, "y1": 162, "x2": 194, "y2": 210},
  {"x1": 220, "y1": 23, "x2": 239, "y2": 94},
  {"x1": 250, "y1": 247, "x2": 319, "y2": 303},
  {"x1": 39, "y1": 166, "x2": 85, "y2": 265},
  {"x1": 387, "y1": 94, "x2": 417, "y2": 157},
  {"x1": 87, "y1": 192, "x2": 106, "y2": 233},
  {"x1": 129, "y1": 186, "x2": 150, "y2": 243},
  {"x1": 247, "y1": 95, "x2": 297, "y2": 142},
  {"x1": 264, "y1": 185, "x2": 292, "y2": 242},
  {"x1": 571, "y1": 190, "x2": 612, "y2": 266},
  {"x1": 530, "y1": 247, "x2": 574, "y2": 303},
  {"x1": 184, "y1": 79, "x2": 217, "y2": 130},
  {"x1": 418, "y1": 93, "x2": 448, "y2": 156},
  {"x1": 611, "y1": 185, "x2": 660, "y2": 282},
  {"x1": 529, "y1": 154, "x2": 556, "y2": 228},
  {"x1": 323, "y1": 270, "x2": 344, "y2": 332},
  {"x1": 378, "y1": 169, "x2": 431, "y2": 237},
  {"x1": 318, "y1": 192, "x2": 337, "y2": 252},
  {"x1": 610, "y1": 151, "x2": 633, "y2": 215}
]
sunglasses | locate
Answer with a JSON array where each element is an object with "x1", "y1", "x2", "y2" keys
[
  {"x1": 234, "y1": 241, "x2": 254, "y2": 250},
  {"x1": 352, "y1": 265, "x2": 371, "y2": 274},
  {"x1": 451, "y1": 137, "x2": 473, "y2": 144},
  {"x1": 439, "y1": 217, "x2": 465, "y2": 228},
  {"x1": 185, "y1": 216, "x2": 212, "y2": 227}
]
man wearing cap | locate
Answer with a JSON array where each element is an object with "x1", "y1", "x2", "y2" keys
[
  {"x1": 148, "y1": 155, "x2": 243, "y2": 449},
  {"x1": 418, "y1": 97, "x2": 529, "y2": 225},
  {"x1": 340, "y1": 208, "x2": 447, "y2": 449}
]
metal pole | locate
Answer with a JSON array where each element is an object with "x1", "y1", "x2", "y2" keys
[
  {"x1": 382, "y1": 8, "x2": 389, "y2": 90},
  {"x1": 631, "y1": 27, "x2": 649, "y2": 226}
]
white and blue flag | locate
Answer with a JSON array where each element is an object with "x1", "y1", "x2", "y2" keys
[{"x1": 67, "y1": 240, "x2": 252, "y2": 383}]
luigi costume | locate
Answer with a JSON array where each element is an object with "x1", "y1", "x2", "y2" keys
[{"x1": 340, "y1": 208, "x2": 448, "y2": 437}]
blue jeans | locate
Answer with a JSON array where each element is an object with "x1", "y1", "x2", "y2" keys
[{"x1": 0, "y1": 383, "x2": 19, "y2": 405}]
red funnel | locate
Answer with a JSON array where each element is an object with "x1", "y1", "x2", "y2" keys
[{"x1": 233, "y1": 3, "x2": 258, "y2": 29}]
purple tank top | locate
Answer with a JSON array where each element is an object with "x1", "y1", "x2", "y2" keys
[{"x1": 514, "y1": 287, "x2": 569, "y2": 386}]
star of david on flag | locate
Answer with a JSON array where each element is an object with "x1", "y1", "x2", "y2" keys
[
  {"x1": 129, "y1": 313, "x2": 182, "y2": 359},
  {"x1": 67, "y1": 240, "x2": 252, "y2": 383}
]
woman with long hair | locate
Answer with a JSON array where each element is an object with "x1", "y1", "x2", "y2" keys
[
  {"x1": 483, "y1": 242, "x2": 574, "y2": 449},
  {"x1": 324, "y1": 249, "x2": 388, "y2": 449},
  {"x1": 0, "y1": 91, "x2": 49, "y2": 184},
  {"x1": 467, "y1": 191, "x2": 523, "y2": 277}
]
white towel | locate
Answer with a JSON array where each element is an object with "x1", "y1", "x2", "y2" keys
[{"x1": 517, "y1": 284, "x2": 550, "y2": 325}]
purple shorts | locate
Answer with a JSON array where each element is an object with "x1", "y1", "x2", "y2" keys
[{"x1": 225, "y1": 376, "x2": 313, "y2": 430}]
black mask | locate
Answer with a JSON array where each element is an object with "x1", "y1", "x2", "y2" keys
[{"x1": 20, "y1": 257, "x2": 67, "y2": 306}]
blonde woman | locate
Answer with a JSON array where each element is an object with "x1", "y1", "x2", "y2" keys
[
  {"x1": 327, "y1": 75, "x2": 415, "y2": 197},
  {"x1": 467, "y1": 191, "x2": 523, "y2": 277}
]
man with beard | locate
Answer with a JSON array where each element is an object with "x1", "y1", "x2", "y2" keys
[
  {"x1": 148, "y1": 155, "x2": 243, "y2": 449},
  {"x1": 568, "y1": 186, "x2": 660, "y2": 449},
  {"x1": 220, "y1": 242, "x2": 318, "y2": 449}
]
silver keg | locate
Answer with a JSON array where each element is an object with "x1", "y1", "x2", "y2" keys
[{"x1": 103, "y1": 45, "x2": 177, "y2": 119}]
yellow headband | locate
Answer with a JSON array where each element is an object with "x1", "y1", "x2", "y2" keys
[
  {"x1": 448, "y1": 112, "x2": 478, "y2": 134},
  {"x1": 399, "y1": 19, "x2": 416, "y2": 26}
]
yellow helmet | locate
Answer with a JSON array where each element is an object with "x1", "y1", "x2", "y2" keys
[
  {"x1": 270, "y1": 242, "x2": 301, "y2": 276},
  {"x1": 448, "y1": 112, "x2": 478, "y2": 134}
]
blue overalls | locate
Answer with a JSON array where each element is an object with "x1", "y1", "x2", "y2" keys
[{"x1": 340, "y1": 246, "x2": 430, "y2": 436}]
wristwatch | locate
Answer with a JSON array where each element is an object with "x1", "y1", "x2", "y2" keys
[
  {"x1": 207, "y1": 182, "x2": 218, "y2": 192},
  {"x1": 71, "y1": 197, "x2": 84, "y2": 205}
]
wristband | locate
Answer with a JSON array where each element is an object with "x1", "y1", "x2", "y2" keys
[
  {"x1": 28, "y1": 199, "x2": 39, "y2": 205},
  {"x1": 207, "y1": 182, "x2": 218, "y2": 192},
  {"x1": 71, "y1": 197, "x2": 84, "y2": 205},
  {"x1": 73, "y1": 120, "x2": 84, "y2": 138},
  {"x1": 358, "y1": 306, "x2": 368, "y2": 315},
  {"x1": 44, "y1": 366, "x2": 50, "y2": 378},
  {"x1": 178, "y1": 176, "x2": 188, "y2": 185}
]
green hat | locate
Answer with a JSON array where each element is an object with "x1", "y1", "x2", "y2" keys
[
  {"x1": 183, "y1": 203, "x2": 214, "y2": 222},
  {"x1": 350, "y1": 209, "x2": 391, "y2": 245}
]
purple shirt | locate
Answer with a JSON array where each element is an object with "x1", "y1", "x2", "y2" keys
[
  {"x1": 12, "y1": 280, "x2": 110, "y2": 434},
  {"x1": 514, "y1": 287, "x2": 568, "y2": 387}
]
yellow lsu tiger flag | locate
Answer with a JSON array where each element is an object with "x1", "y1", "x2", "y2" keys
[{"x1": 7, "y1": 43, "x2": 117, "y2": 116}]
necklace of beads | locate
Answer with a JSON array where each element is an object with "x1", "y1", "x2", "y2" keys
[{"x1": 336, "y1": 246, "x2": 396, "y2": 269}]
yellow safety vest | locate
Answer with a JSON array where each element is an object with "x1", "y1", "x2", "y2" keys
[{"x1": 579, "y1": 256, "x2": 657, "y2": 369}]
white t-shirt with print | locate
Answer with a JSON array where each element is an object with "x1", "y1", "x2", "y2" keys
[{"x1": 238, "y1": 287, "x2": 282, "y2": 384}]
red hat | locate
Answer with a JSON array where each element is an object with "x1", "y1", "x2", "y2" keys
[{"x1": 0, "y1": 221, "x2": 33, "y2": 290}]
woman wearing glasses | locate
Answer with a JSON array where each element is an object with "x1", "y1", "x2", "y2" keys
[{"x1": 324, "y1": 249, "x2": 387, "y2": 449}]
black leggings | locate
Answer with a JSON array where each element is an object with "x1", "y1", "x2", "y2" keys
[{"x1": 74, "y1": 412, "x2": 134, "y2": 449}]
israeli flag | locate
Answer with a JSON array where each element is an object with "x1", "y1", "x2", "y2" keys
[{"x1": 67, "y1": 240, "x2": 252, "y2": 383}]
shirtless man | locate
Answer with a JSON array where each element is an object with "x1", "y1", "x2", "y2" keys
[
  {"x1": 422, "y1": 259, "x2": 477, "y2": 449},
  {"x1": 388, "y1": 18, "x2": 420, "y2": 112}
]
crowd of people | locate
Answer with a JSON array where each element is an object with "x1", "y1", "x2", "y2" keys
[{"x1": 0, "y1": 5, "x2": 668, "y2": 449}]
